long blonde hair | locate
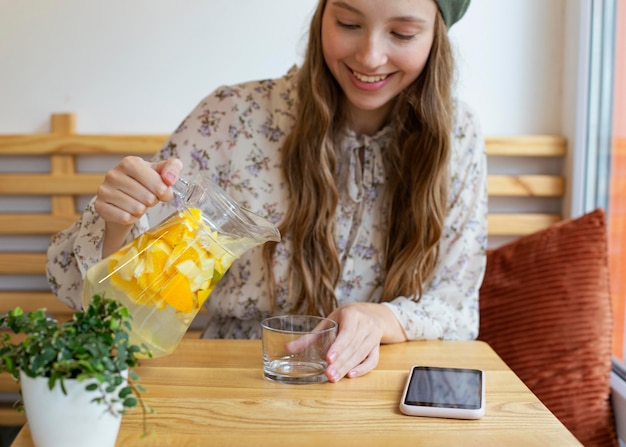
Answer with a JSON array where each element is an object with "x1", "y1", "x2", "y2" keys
[{"x1": 263, "y1": 0, "x2": 454, "y2": 316}]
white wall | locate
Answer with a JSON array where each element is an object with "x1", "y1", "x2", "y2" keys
[
  {"x1": 0, "y1": 0, "x2": 574, "y2": 280},
  {"x1": 452, "y1": 0, "x2": 566, "y2": 136},
  {"x1": 0, "y1": 0, "x2": 317, "y2": 133},
  {"x1": 0, "y1": 0, "x2": 565, "y2": 136}
]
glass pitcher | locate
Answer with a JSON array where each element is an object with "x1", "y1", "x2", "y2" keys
[{"x1": 82, "y1": 174, "x2": 280, "y2": 357}]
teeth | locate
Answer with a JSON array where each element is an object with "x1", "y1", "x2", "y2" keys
[{"x1": 352, "y1": 70, "x2": 387, "y2": 83}]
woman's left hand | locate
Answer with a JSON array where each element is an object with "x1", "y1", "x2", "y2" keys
[{"x1": 324, "y1": 302, "x2": 407, "y2": 383}]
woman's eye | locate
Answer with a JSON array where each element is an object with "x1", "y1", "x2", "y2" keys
[
  {"x1": 392, "y1": 32, "x2": 415, "y2": 41},
  {"x1": 337, "y1": 20, "x2": 359, "y2": 30}
]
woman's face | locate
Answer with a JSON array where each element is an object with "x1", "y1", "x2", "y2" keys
[{"x1": 321, "y1": 0, "x2": 438, "y2": 134}]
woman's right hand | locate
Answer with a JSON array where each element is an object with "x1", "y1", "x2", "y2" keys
[{"x1": 94, "y1": 156, "x2": 183, "y2": 257}]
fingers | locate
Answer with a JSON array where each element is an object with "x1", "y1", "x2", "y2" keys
[
  {"x1": 346, "y1": 346, "x2": 379, "y2": 379},
  {"x1": 284, "y1": 318, "x2": 336, "y2": 354},
  {"x1": 326, "y1": 335, "x2": 380, "y2": 382},
  {"x1": 153, "y1": 158, "x2": 183, "y2": 188},
  {"x1": 94, "y1": 156, "x2": 183, "y2": 226},
  {"x1": 324, "y1": 304, "x2": 384, "y2": 383},
  {"x1": 284, "y1": 332, "x2": 321, "y2": 354}
]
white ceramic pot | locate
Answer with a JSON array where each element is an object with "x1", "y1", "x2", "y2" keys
[{"x1": 19, "y1": 370, "x2": 124, "y2": 447}]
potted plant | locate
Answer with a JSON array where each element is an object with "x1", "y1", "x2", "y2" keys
[{"x1": 0, "y1": 293, "x2": 152, "y2": 447}]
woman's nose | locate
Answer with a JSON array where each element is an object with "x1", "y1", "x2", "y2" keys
[{"x1": 355, "y1": 35, "x2": 388, "y2": 69}]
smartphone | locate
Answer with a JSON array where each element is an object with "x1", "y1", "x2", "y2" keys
[{"x1": 399, "y1": 365, "x2": 485, "y2": 419}]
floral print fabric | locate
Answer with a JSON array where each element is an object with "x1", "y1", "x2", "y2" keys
[{"x1": 46, "y1": 66, "x2": 487, "y2": 341}]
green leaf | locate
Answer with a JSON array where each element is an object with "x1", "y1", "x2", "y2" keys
[
  {"x1": 122, "y1": 397, "x2": 137, "y2": 408},
  {"x1": 8, "y1": 308, "x2": 23, "y2": 317},
  {"x1": 118, "y1": 387, "x2": 133, "y2": 398},
  {"x1": 0, "y1": 293, "x2": 153, "y2": 436}
]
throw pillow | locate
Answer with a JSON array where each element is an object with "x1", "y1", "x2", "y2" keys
[{"x1": 478, "y1": 208, "x2": 617, "y2": 447}]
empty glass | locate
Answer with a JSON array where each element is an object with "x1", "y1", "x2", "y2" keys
[{"x1": 261, "y1": 315, "x2": 337, "y2": 384}]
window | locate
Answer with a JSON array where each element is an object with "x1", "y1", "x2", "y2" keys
[
  {"x1": 609, "y1": 0, "x2": 626, "y2": 365},
  {"x1": 585, "y1": 0, "x2": 626, "y2": 368}
]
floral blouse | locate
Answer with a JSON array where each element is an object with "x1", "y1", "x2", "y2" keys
[{"x1": 47, "y1": 66, "x2": 487, "y2": 341}]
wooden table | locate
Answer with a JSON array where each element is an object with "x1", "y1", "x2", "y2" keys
[{"x1": 11, "y1": 339, "x2": 582, "y2": 447}]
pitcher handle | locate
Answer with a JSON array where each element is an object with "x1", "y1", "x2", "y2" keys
[{"x1": 172, "y1": 177, "x2": 191, "y2": 201}]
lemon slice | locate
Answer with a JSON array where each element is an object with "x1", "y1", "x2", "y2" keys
[
  {"x1": 160, "y1": 271, "x2": 194, "y2": 313},
  {"x1": 108, "y1": 206, "x2": 231, "y2": 314}
]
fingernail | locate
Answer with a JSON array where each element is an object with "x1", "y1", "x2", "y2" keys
[
  {"x1": 327, "y1": 365, "x2": 338, "y2": 382},
  {"x1": 163, "y1": 171, "x2": 177, "y2": 185},
  {"x1": 328, "y1": 351, "x2": 337, "y2": 363}
]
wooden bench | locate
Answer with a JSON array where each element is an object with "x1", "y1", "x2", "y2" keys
[{"x1": 0, "y1": 113, "x2": 567, "y2": 426}]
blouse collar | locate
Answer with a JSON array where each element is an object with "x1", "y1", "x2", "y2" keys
[{"x1": 338, "y1": 126, "x2": 393, "y2": 202}]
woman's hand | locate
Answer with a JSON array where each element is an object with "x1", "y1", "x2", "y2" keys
[
  {"x1": 324, "y1": 302, "x2": 407, "y2": 383},
  {"x1": 94, "y1": 156, "x2": 183, "y2": 257}
]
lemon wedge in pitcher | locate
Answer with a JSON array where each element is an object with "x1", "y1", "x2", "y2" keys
[{"x1": 107, "y1": 207, "x2": 231, "y2": 314}]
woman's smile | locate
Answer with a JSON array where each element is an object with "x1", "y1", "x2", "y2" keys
[
  {"x1": 351, "y1": 68, "x2": 391, "y2": 84},
  {"x1": 348, "y1": 66, "x2": 397, "y2": 93}
]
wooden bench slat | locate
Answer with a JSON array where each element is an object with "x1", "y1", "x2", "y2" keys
[
  {"x1": 0, "y1": 292, "x2": 73, "y2": 314},
  {"x1": 487, "y1": 175, "x2": 565, "y2": 197},
  {"x1": 0, "y1": 134, "x2": 565, "y2": 157},
  {"x1": 0, "y1": 134, "x2": 167, "y2": 155},
  {"x1": 0, "y1": 215, "x2": 565, "y2": 275},
  {"x1": 0, "y1": 404, "x2": 25, "y2": 426},
  {"x1": 0, "y1": 214, "x2": 78, "y2": 234},
  {"x1": 0, "y1": 212, "x2": 564, "y2": 276},
  {"x1": 1, "y1": 174, "x2": 566, "y2": 198},
  {"x1": 0, "y1": 253, "x2": 47, "y2": 274},
  {"x1": 0, "y1": 173, "x2": 104, "y2": 195},
  {"x1": 0, "y1": 373, "x2": 20, "y2": 395},
  {"x1": 485, "y1": 135, "x2": 566, "y2": 156},
  {"x1": 488, "y1": 213, "x2": 562, "y2": 236},
  {"x1": 0, "y1": 136, "x2": 568, "y2": 156}
]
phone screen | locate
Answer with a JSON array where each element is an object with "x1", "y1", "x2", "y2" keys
[{"x1": 403, "y1": 366, "x2": 483, "y2": 409}]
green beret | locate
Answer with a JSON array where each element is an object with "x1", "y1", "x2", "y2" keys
[{"x1": 435, "y1": 0, "x2": 471, "y2": 28}]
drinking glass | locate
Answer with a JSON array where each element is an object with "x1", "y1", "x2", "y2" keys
[{"x1": 261, "y1": 315, "x2": 337, "y2": 384}]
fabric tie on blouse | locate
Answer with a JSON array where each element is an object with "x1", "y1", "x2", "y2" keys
[{"x1": 341, "y1": 127, "x2": 391, "y2": 202}]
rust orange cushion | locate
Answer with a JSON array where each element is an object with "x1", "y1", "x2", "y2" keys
[{"x1": 478, "y1": 209, "x2": 617, "y2": 447}]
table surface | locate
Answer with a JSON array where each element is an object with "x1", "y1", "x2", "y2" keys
[{"x1": 11, "y1": 339, "x2": 582, "y2": 447}]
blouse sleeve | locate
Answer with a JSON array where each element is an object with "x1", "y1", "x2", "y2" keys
[
  {"x1": 46, "y1": 83, "x2": 251, "y2": 310},
  {"x1": 382, "y1": 102, "x2": 488, "y2": 341},
  {"x1": 45, "y1": 200, "x2": 150, "y2": 310}
]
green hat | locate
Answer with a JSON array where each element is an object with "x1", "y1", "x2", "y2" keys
[{"x1": 435, "y1": 0, "x2": 471, "y2": 28}]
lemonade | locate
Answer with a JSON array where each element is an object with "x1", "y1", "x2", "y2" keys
[
  {"x1": 83, "y1": 207, "x2": 236, "y2": 357},
  {"x1": 83, "y1": 174, "x2": 281, "y2": 357}
]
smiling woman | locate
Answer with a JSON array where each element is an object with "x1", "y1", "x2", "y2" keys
[{"x1": 45, "y1": 0, "x2": 487, "y2": 386}]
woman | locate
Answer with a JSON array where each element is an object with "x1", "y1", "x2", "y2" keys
[{"x1": 47, "y1": 0, "x2": 486, "y2": 383}]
